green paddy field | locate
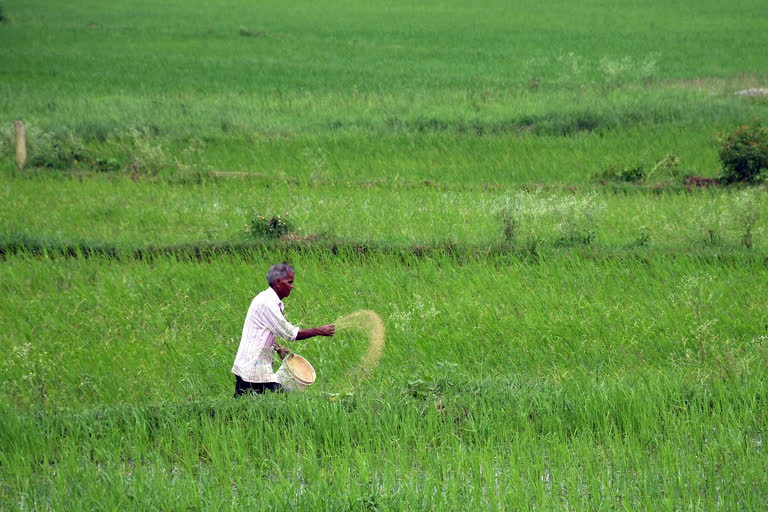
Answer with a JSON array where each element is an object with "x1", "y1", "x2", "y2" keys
[{"x1": 1, "y1": 0, "x2": 767, "y2": 509}]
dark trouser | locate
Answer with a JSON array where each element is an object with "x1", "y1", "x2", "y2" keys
[{"x1": 234, "y1": 375, "x2": 283, "y2": 397}]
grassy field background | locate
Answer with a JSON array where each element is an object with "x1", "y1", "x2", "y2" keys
[
  {"x1": 1, "y1": 0, "x2": 768, "y2": 509},
  {"x1": 2, "y1": 0, "x2": 768, "y2": 180}
]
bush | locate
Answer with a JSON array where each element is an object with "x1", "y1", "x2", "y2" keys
[
  {"x1": 595, "y1": 154, "x2": 685, "y2": 185},
  {"x1": 249, "y1": 211, "x2": 295, "y2": 238},
  {"x1": 93, "y1": 158, "x2": 121, "y2": 173},
  {"x1": 718, "y1": 121, "x2": 768, "y2": 185},
  {"x1": 0, "y1": 124, "x2": 117, "y2": 171},
  {"x1": 594, "y1": 164, "x2": 645, "y2": 183},
  {"x1": 27, "y1": 131, "x2": 90, "y2": 169}
]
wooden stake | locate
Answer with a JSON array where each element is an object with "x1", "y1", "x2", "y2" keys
[{"x1": 15, "y1": 120, "x2": 27, "y2": 171}]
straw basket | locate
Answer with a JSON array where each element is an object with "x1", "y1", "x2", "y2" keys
[{"x1": 275, "y1": 354, "x2": 316, "y2": 392}]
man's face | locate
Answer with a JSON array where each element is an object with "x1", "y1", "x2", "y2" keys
[{"x1": 273, "y1": 271, "x2": 295, "y2": 299}]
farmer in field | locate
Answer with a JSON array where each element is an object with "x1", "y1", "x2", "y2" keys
[{"x1": 232, "y1": 263, "x2": 335, "y2": 396}]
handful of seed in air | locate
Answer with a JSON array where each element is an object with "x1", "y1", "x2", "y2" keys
[{"x1": 335, "y1": 310, "x2": 385, "y2": 376}]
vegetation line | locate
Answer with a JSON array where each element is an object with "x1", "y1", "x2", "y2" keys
[{"x1": 2, "y1": 236, "x2": 766, "y2": 265}]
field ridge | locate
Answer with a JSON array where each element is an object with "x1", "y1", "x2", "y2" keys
[{"x1": 3, "y1": 234, "x2": 767, "y2": 266}]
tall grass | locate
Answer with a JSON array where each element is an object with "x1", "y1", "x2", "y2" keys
[
  {"x1": 1, "y1": 252, "x2": 766, "y2": 408},
  {"x1": 2, "y1": 177, "x2": 766, "y2": 252},
  {"x1": 1, "y1": 377, "x2": 766, "y2": 509},
  {"x1": 1, "y1": 252, "x2": 767, "y2": 508}
]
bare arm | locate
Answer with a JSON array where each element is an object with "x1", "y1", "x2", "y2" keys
[
  {"x1": 295, "y1": 324, "x2": 336, "y2": 340},
  {"x1": 276, "y1": 324, "x2": 335, "y2": 358}
]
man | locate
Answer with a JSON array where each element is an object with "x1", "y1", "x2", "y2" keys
[{"x1": 232, "y1": 263, "x2": 335, "y2": 396}]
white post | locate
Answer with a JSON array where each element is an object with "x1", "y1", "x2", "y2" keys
[{"x1": 15, "y1": 121, "x2": 26, "y2": 171}]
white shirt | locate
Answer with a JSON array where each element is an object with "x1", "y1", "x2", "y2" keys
[{"x1": 232, "y1": 287, "x2": 300, "y2": 383}]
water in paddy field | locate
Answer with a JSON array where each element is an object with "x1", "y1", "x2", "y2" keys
[{"x1": 335, "y1": 310, "x2": 385, "y2": 375}]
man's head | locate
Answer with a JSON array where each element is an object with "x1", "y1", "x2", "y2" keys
[{"x1": 267, "y1": 263, "x2": 295, "y2": 299}]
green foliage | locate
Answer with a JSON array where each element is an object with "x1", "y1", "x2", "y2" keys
[
  {"x1": 647, "y1": 152, "x2": 683, "y2": 181},
  {"x1": 595, "y1": 154, "x2": 686, "y2": 186},
  {"x1": 249, "y1": 211, "x2": 295, "y2": 238},
  {"x1": 404, "y1": 372, "x2": 441, "y2": 400},
  {"x1": 718, "y1": 121, "x2": 768, "y2": 184},
  {"x1": 121, "y1": 126, "x2": 169, "y2": 176},
  {"x1": 634, "y1": 225, "x2": 651, "y2": 247},
  {"x1": 725, "y1": 188, "x2": 762, "y2": 248},
  {"x1": 551, "y1": 193, "x2": 605, "y2": 245},
  {"x1": 25, "y1": 130, "x2": 90, "y2": 170},
  {"x1": 594, "y1": 163, "x2": 646, "y2": 183},
  {"x1": 492, "y1": 192, "x2": 527, "y2": 242},
  {"x1": 492, "y1": 191, "x2": 605, "y2": 246},
  {"x1": 93, "y1": 157, "x2": 121, "y2": 173}
]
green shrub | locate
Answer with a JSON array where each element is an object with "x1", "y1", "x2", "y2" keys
[
  {"x1": 645, "y1": 153, "x2": 684, "y2": 181},
  {"x1": 249, "y1": 211, "x2": 295, "y2": 238},
  {"x1": 717, "y1": 121, "x2": 768, "y2": 185},
  {"x1": 93, "y1": 158, "x2": 121, "y2": 173},
  {"x1": 28, "y1": 131, "x2": 90, "y2": 169},
  {"x1": 596, "y1": 154, "x2": 689, "y2": 189},
  {"x1": 594, "y1": 163, "x2": 645, "y2": 183}
]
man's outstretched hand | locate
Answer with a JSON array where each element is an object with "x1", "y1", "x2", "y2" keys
[
  {"x1": 295, "y1": 324, "x2": 336, "y2": 340},
  {"x1": 317, "y1": 324, "x2": 336, "y2": 337}
]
